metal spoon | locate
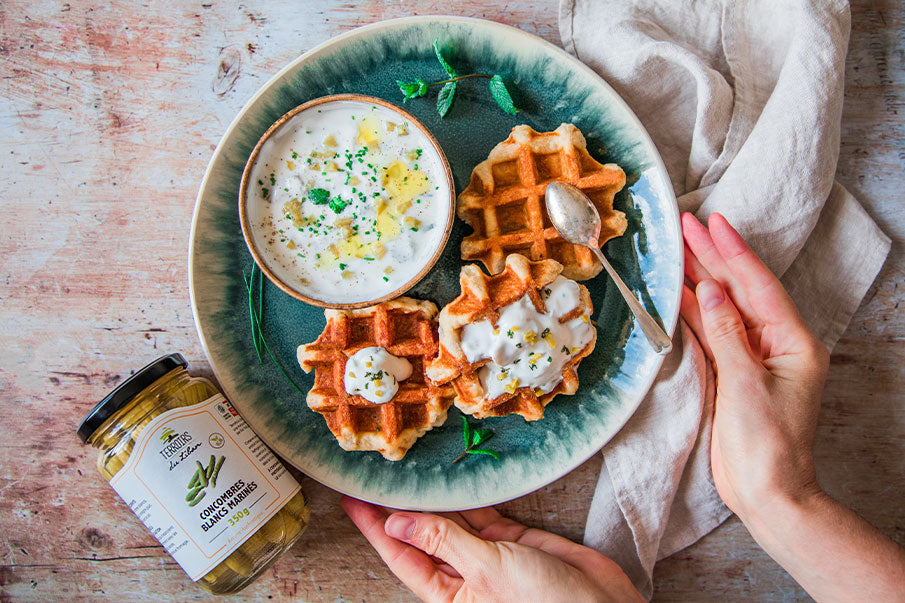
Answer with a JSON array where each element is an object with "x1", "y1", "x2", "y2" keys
[{"x1": 545, "y1": 181, "x2": 672, "y2": 355}]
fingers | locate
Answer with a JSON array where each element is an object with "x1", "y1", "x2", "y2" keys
[
  {"x1": 695, "y1": 279, "x2": 759, "y2": 375},
  {"x1": 457, "y1": 507, "x2": 504, "y2": 533},
  {"x1": 438, "y1": 511, "x2": 481, "y2": 536},
  {"x1": 385, "y1": 511, "x2": 496, "y2": 583},
  {"x1": 680, "y1": 284, "x2": 713, "y2": 361},
  {"x1": 706, "y1": 214, "x2": 807, "y2": 330},
  {"x1": 683, "y1": 243, "x2": 712, "y2": 286},
  {"x1": 682, "y1": 213, "x2": 731, "y2": 282},
  {"x1": 475, "y1": 515, "x2": 629, "y2": 582},
  {"x1": 342, "y1": 497, "x2": 460, "y2": 599},
  {"x1": 682, "y1": 213, "x2": 758, "y2": 325}
]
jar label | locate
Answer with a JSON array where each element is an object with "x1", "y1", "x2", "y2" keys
[{"x1": 108, "y1": 394, "x2": 301, "y2": 581}]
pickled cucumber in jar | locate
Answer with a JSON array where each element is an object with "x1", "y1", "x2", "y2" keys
[{"x1": 78, "y1": 353, "x2": 309, "y2": 594}]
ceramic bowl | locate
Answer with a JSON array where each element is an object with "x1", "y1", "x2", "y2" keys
[{"x1": 238, "y1": 94, "x2": 456, "y2": 309}]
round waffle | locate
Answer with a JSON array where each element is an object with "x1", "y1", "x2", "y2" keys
[
  {"x1": 297, "y1": 297, "x2": 455, "y2": 460},
  {"x1": 426, "y1": 254, "x2": 597, "y2": 421},
  {"x1": 458, "y1": 123, "x2": 627, "y2": 280}
]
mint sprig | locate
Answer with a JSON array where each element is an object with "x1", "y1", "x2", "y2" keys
[
  {"x1": 452, "y1": 415, "x2": 500, "y2": 463},
  {"x1": 397, "y1": 38, "x2": 519, "y2": 118}
]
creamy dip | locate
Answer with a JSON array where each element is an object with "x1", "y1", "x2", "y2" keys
[
  {"x1": 344, "y1": 346, "x2": 413, "y2": 404},
  {"x1": 460, "y1": 276, "x2": 594, "y2": 399},
  {"x1": 245, "y1": 100, "x2": 451, "y2": 304}
]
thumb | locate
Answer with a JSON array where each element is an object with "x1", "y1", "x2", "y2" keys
[
  {"x1": 385, "y1": 512, "x2": 495, "y2": 579},
  {"x1": 695, "y1": 279, "x2": 756, "y2": 374}
]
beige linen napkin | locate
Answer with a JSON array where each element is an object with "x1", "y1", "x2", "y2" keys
[{"x1": 559, "y1": 0, "x2": 891, "y2": 596}]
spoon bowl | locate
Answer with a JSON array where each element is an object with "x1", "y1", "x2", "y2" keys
[
  {"x1": 545, "y1": 181, "x2": 603, "y2": 248},
  {"x1": 545, "y1": 181, "x2": 672, "y2": 354}
]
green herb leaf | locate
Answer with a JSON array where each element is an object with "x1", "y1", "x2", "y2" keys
[
  {"x1": 489, "y1": 75, "x2": 518, "y2": 115},
  {"x1": 462, "y1": 415, "x2": 472, "y2": 448},
  {"x1": 433, "y1": 38, "x2": 456, "y2": 77},
  {"x1": 328, "y1": 195, "x2": 348, "y2": 213},
  {"x1": 436, "y1": 81, "x2": 456, "y2": 118},
  {"x1": 397, "y1": 79, "x2": 429, "y2": 101},
  {"x1": 467, "y1": 449, "x2": 501, "y2": 460},
  {"x1": 397, "y1": 80, "x2": 419, "y2": 99},
  {"x1": 453, "y1": 416, "x2": 501, "y2": 463},
  {"x1": 471, "y1": 429, "x2": 494, "y2": 447},
  {"x1": 308, "y1": 188, "x2": 330, "y2": 205}
]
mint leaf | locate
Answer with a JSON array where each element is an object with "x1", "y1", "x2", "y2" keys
[
  {"x1": 489, "y1": 75, "x2": 518, "y2": 115},
  {"x1": 467, "y1": 449, "x2": 501, "y2": 460},
  {"x1": 462, "y1": 415, "x2": 472, "y2": 448},
  {"x1": 471, "y1": 429, "x2": 494, "y2": 447},
  {"x1": 436, "y1": 81, "x2": 456, "y2": 118},
  {"x1": 308, "y1": 188, "x2": 330, "y2": 204},
  {"x1": 397, "y1": 80, "x2": 418, "y2": 99},
  {"x1": 397, "y1": 79, "x2": 428, "y2": 100},
  {"x1": 433, "y1": 38, "x2": 456, "y2": 77},
  {"x1": 328, "y1": 196, "x2": 348, "y2": 214}
]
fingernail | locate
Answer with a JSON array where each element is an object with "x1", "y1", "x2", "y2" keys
[
  {"x1": 385, "y1": 514, "x2": 415, "y2": 541},
  {"x1": 697, "y1": 280, "x2": 724, "y2": 311}
]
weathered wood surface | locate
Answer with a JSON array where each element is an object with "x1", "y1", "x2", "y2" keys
[{"x1": 0, "y1": 1, "x2": 902, "y2": 600}]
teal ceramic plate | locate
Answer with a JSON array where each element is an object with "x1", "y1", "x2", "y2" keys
[{"x1": 189, "y1": 16, "x2": 682, "y2": 511}]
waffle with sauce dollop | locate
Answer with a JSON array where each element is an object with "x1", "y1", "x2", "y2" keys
[
  {"x1": 457, "y1": 123, "x2": 627, "y2": 281},
  {"x1": 426, "y1": 254, "x2": 597, "y2": 421},
  {"x1": 297, "y1": 297, "x2": 455, "y2": 460}
]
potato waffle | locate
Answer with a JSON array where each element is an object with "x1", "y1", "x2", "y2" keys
[
  {"x1": 426, "y1": 254, "x2": 596, "y2": 421},
  {"x1": 458, "y1": 123, "x2": 627, "y2": 280},
  {"x1": 297, "y1": 297, "x2": 455, "y2": 460}
]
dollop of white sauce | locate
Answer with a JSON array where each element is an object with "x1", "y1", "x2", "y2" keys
[
  {"x1": 246, "y1": 100, "x2": 451, "y2": 304},
  {"x1": 459, "y1": 276, "x2": 594, "y2": 400},
  {"x1": 344, "y1": 346, "x2": 413, "y2": 404}
]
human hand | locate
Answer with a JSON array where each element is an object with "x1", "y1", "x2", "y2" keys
[
  {"x1": 342, "y1": 496, "x2": 642, "y2": 602},
  {"x1": 680, "y1": 212, "x2": 830, "y2": 521}
]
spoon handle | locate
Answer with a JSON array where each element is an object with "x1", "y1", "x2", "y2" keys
[{"x1": 589, "y1": 246, "x2": 672, "y2": 355}]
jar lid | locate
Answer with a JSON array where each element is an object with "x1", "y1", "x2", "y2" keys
[{"x1": 76, "y1": 353, "x2": 188, "y2": 443}]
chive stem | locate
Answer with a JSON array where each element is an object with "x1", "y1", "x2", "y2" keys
[
  {"x1": 256, "y1": 265, "x2": 263, "y2": 350},
  {"x1": 243, "y1": 266, "x2": 264, "y2": 363},
  {"x1": 242, "y1": 270, "x2": 308, "y2": 397}
]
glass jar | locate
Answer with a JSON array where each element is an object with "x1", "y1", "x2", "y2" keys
[{"x1": 77, "y1": 353, "x2": 309, "y2": 594}]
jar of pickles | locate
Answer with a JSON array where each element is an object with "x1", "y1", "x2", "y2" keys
[{"x1": 77, "y1": 353, "x2": 309, "y2": 594}]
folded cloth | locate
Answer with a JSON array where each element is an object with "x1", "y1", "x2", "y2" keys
[{"x1": 559, "y1": 0, "x2": 891, "y2": 597}]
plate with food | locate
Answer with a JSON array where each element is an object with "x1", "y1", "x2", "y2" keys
[{"x1": 189, "y1": 16, "x2": 682, "y2": 511}]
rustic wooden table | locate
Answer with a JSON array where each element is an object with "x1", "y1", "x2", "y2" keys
[{"x1": 1, "y1": 1, "x2": 902, "y2": 600}]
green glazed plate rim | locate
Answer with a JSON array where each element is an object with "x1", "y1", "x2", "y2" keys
[{"x1": 189, "y1": 15, "x2": 682, "y2": 511}]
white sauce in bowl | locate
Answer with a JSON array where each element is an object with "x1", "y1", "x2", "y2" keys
[
  {"x1": 244, "y1": 99, "x2": 452, "y2": 304},
  {"x1": 344, "y1": 346, "x2": 413, "y2": 404},
  {"x1": 459, "y1": 276, "x2": 594, "y2": 399}
]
